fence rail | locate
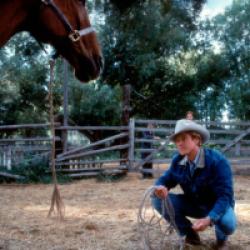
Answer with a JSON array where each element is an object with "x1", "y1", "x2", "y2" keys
[{"x1": 1, "y1": 120, "x2": 250, "y2": 174}]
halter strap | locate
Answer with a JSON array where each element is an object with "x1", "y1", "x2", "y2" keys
[
  {"x1": 41, "y1": 0, "x2": 95, "y2": 42},
  {"x1": 69, "y1": 27, "x2": 95, "y2": 42}
]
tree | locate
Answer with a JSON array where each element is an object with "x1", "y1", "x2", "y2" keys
[
  {"x1": 98, "y1": 0, "x2": 207, "y2": 119},
  {"x1": 69, "y1": 81, "x2": 121, "y2": 126},
  {"x1": 109, "y1": 0, "x2": 206, "y2": 13},
  {"x1": 200, "y1": 0, "x2": 250, "y2": 120},
  {"x1": 0, "y1": 33, "x2": 49, "y2": 126}
]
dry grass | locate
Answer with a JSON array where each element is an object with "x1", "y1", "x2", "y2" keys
[{"x1": 0, "y1": 173, "x2": 250, "y2": 250}]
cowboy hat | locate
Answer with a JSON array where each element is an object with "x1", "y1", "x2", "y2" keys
[{"x1": 170, "y1": 119, "x2": 210, "y2": 143}]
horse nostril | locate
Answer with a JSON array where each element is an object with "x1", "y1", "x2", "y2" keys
[
  {"x1": 95, "y1": 55, "x2": 104, "y2": 72},
  {"x1": 97, "y1": 56, "x2": 104, "y2": 71},
  {"x1": 99, "y1": 56, "x2": 104, "y2": 71}
]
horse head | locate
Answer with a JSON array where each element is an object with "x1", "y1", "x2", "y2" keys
[{"x1": 28, "y1": 0, "x2": 103, "y2": 82}]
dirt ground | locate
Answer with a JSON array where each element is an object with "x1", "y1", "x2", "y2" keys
[{"x1": 0, "y1": 172, "x2": 250, "y2": 250}]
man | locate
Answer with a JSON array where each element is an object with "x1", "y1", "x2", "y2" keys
[
  {"x1": 152, "y1": 119, "x2": 237, "y2": 250},
  {"x1": 141, "y1": 123, "x2": 155, "y2": 178},
  {"x1": 185, "y1": 110, "x2": 194, "y2": 120}
]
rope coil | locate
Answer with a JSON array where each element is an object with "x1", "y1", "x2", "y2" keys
[{"x1": 138, "y1": 186, "x2": 184, "y2": 250}]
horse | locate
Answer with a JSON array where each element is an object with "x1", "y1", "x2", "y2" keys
[{"x1": 0, "y1": 0, "x2": 103, "y2": 82}]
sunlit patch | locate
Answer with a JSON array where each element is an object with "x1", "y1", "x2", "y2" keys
[{"x1": 235, "y1": 202, "x2": 250, "y2": 221}]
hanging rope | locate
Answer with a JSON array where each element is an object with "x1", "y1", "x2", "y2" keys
[
  {"x1": 47, "y1": 58, "x2": 65, "y2": 220},
  {"x1": 138, "y1": 186, "x2": 184, "y2": 250}
]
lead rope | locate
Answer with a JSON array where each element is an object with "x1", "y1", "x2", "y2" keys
[
  {"x1": 47, "y1": 58, "x2": 65, "y2": 220},
  {"x1": 138, "y1": 186, "x2": 185, "y2": 250}
]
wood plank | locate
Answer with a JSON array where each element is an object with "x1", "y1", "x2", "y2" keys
[
  {"x1": 136, "y1": 148, "x2": 175, "y2": 153},
  {"x1": 132, "y1": 166, "x2": 250, "y2": 176},
  {"x1": 128, "y1": 118, "x2": 135, "y2": 167},
  {"x1": 135, "y1": 127, "x2": 173, "y2": 133},
  {"x1": 62, "y1": 60, "x2": 69, "y2": 153},
  {"x1": 229, "y1": 159, "x2": 250, "y2": 164},
  {"x1": 57, "y1": 132, "x2": 128, "y2": 158},
  {"x1": 68, "y1": 172, "x2": 99, "y2": 178},
  {"x1": 57, "y1": 125, "x2": 128, "y2": 131},
  {"x1": 209, "y1": 129, "x2": 245, "y2": 134},
  {"x1": 135, "y1": 119, "x2": 250, "y2": 127},
  {"x1": 56, "y1": 144, "x2": 129, "y2": 161},
  {"x1": 135, "y1": 119, "x2": 176, "y2": 125},
  {"x1": 208, "y1": 140, "x2": 250, "y2": 145},
  {"x1": 53, "y1": 168, "x2": 103, "y2": 173},
  {"x1": 67, "y1": 169, "x2": 126, "y2": 178},
  {"x1": 136, "y1": 148, "x2": 161, "y2": 153},
  {"x1": 0, "y1": 171, "x2": 25, "y2": 180},
  {"x1": 0, "y1": 137, "x2": 60, "y2": 143},
  {"x1": 221, "y1": 127, "x2": 250, "y2": 153},
  {"x1": 55, "y1": 159, "x2": 126, "y2": 166},
  {"x1": 204, "y1": 121, "x2": 250, "y2": 126},
  {"x1": 133, "y1": 159, "x2": 172, "y2": 164},
  {"x1": 136, "y1": 138, "x2": 167, "y2": 143},
  {"x1": 102, "y1": 169, "x2": 126, "y2": 175},
  {"x1": 134, "y1": 140, "x2": 170, "y2": 170},
  {"x1": 0, "y1": 123, "x2": 60, "y2": 130},
  {"x1": 136, "y1": 138, "x2": 250, "y2": 145}
]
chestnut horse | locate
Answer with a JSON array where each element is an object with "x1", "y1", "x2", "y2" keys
[{"x1": 0, "y1": 0, "x2": 103, "y2": 82}]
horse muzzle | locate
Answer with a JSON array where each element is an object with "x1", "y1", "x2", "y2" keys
[{"x1": 75, "y1": 55, "x2": 104, "y2": 82}]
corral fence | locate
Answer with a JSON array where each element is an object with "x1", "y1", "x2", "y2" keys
[
  {"x1": 131, "y1": 119, "x2": 250, "y2": 175},
  {"x1": 1, "y1": 119, "x2": 250, "y2": 177}
]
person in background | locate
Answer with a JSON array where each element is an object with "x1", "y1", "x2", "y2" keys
[
  {"x1": 141, "y1": 123, "x2": 156, "y2": 178},
  {"x1": 152, "y1": 119, "x2": 237, "y2": 250},
  {"x1": 186, "y1": 111, "x2": 194, "y2": 120}
]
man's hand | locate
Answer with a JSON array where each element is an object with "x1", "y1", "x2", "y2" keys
[
  {"x1": 154, "y1": 185, "x2": 169, "y2": 199},
  {"x1": 192, "y1": 217, "x2": 211, "y2": 232}
]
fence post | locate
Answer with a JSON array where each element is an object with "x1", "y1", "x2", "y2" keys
[
  {"x1": 62, "y1": 60, "x2": 69, "y2": 153},
  {"x1": 7, "y1": 146, "x2": 12, "y2": 170},
  {"x1": 120, "y1": 84, "x2": 131, "y2": 167},
  {"x1": 128, "y1": 118, "x2": 135, "y2": 169},
  {"x1": 3, "y1": 146, "x2": 6, "y2": 168},
  {"x1": 235, "y1": 142, "x2": 241, "y2": 156}
]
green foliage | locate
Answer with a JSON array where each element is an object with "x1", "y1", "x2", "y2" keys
[
  {"x1": 109, "y1": 0, "x2": 206, "y2": 13},
  {"x1": 99, "y1": 0, "x2": 207, "y2": 119},
  {"x1": 0, "y1": 33, "x2": 51, "y2": 127},
  {"x1": 0, "y1": 0, "x2": 249, "y2": 126},
  {"x1": 96, "y1": 170, "x2": 127, "y2": 182},
  {"x1": 4, "y1": 155, "x2": 71, "y2": 184},
  {"x1": 195, "y1": 0, "x2": 250, "y2": 120},
  {"x1": 11, "y1": 155, "x2": 50, "y2": 183},
  {"x1": 69, "y1": 81, "x2": 122, "y2": 125}
]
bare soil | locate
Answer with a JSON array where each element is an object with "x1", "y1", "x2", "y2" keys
[{"x1": 0, "y1": 173, "x2": 250, "y2": 250}]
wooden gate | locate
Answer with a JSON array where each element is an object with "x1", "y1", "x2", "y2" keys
[
  {"x1": 1, "y1": 120, "x2": 250, "y2": 177},
  {"x1": 54, "y1": 125, "x2": 130, "y2": 178},
  {"x1": 130, "y1": 119, "x2": 250, "y2": 175}
]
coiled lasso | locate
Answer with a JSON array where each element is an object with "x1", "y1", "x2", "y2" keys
[{"x1": 137, "y1": 186, "x2": 185, "y2": 250}]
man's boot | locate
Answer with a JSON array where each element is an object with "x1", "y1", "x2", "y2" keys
[
  {"x1": 213, "y1": 240, "x2": 229, "y2": 250},
  {"x1": 185, "y1": 229, "x2": 201, "y2": 245}
]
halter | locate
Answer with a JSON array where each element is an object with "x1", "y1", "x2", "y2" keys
[{"x1": 41, "y1": 0, "x2": 95, "y2": 42}]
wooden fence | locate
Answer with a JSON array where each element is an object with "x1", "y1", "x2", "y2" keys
[
  {"x1": 0, "y1": 124, "x2": 57, "y2": 169},
  {"x1": 1, "y1": 119, "x2": 250, "y2": 176}
]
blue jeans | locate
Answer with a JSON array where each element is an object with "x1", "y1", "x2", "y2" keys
[{"x1": 152, "y1": 193, "x2": 237, "y2": 241}]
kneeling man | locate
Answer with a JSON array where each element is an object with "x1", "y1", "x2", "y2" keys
[{"x1": 152, "y1": 119, "x2": 237, "y2": 250}]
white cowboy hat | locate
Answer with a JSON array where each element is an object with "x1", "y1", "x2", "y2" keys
[{"x1": 170, "y1": 119, "x2": 210, "y2": 143}]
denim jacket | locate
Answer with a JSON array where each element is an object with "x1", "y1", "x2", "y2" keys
[{"x1": 155, "y1": 148, "x2": 235, "y2": 223}]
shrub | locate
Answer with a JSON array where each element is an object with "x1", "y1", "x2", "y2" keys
[{"x1": 2, "y1": 154, "x2": 72, "y2": 184}]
